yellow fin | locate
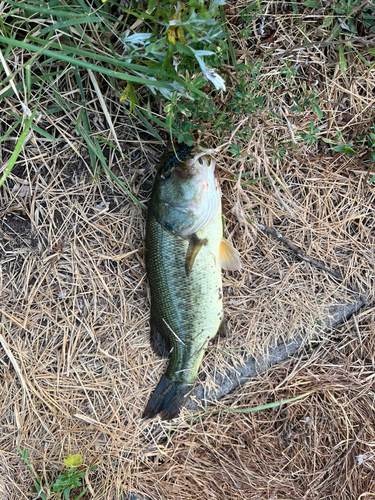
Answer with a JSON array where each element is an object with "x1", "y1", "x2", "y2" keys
[
  {"x1": 185, "y1": 234, "x2": 207, "y2": 276},
  {"x1": 219, "y1": 238, "x2": 241, "y2": 271}
]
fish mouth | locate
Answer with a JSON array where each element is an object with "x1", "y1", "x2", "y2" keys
[{"x1": 185, "y1": 154, "x2": 216, "y2": 177}]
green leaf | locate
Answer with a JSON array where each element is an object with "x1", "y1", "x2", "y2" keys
[
  {"x1": 39, "y1": 16, "x2": 101, "y2": 35},
  {"x1": 191, "y1": 392, "x2": 313, "y2": 421},
  {"x1": 0, "y1": 116, "x2": 22, "y2": 145},
  {"x1": 52, "y1": 471, "x2": 84, "y2": 493},
  {"x1": 331, "y1": 144, "x2": 357, "y2": 155},
  {"x1": 214, "y1": 392, "x2": 313, "y2": 414},
  {"x1": 291, "y1": 1, "x2": 299, "y2": 14},
  {"x1": 0, "y1": 111, "x2": 37, "y2": 189},
  {"x1": 74, "y1": 70, "x2": 96, "y2": 169},
  {"x1": 339, "y1": 44, "x2": 346, "y2": 72},
  {"x1": 312, "y1": 103, "x2": 323, "y2": 120},
  {"x1": 303, "y1": 1, "x2": 321, "y2": 7},
  {"x1": 31, "y1": 123, "x2": 57, "y2": 141},
  {"x1": 64, "y1": 454, "x2": 83, "y2": 468},
  {"x1": 323, "y1": 16, "x2": 333, "y2": 27},
  {"x1": 73, "y1": 487, "x2": 89, "y2": 500},
  {"x1": 77, "y1": 125, "x2": 146, "y2": 210},
  {"x1": 133, "y1": 107, "x2": 165, "y2": 142},
  {"x1": 342, "y1": 146, "x2": 357, "y2": 155}
]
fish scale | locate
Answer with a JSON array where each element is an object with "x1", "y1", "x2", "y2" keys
[{"x1": 145, "y1": 208, "x2": 224, "y2": 383}]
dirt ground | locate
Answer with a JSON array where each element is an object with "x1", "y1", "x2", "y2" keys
[{"x1": 1, "y1": 1, "x2": 375, "y2": 499}]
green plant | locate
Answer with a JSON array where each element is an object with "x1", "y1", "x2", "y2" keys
[
  {"x1": 291, "y1": 91, "x2": 323, "y2": 119},
  {"x1": 20, "y1": 450, "x2": 92, "y2": 500},
  {"x1": 331, "y1": 142, "x2": 358, "y2": 155},
  {"x1": 239, "y1": 1, "x2": 262, "y2": 38},
  {"x1": 300, "y1": 119, "x2": 320, "y2": 146},
  {"x1": 0, "y1": 0, "x2": 227, "y2": 139},
  {"x1": 304, "y1": 0, "x2": 375, "y2": 35}
]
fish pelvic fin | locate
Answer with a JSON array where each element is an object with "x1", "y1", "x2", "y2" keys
[
  {"x1": 143, "y1": 375, "x2": 191, "y2": 420},
  {"x1": 219, "y1": 238, "x2": 241, "y2": 271},
  {"x1": 185, "y1": 234, "x2": 207, "y2": 276}
]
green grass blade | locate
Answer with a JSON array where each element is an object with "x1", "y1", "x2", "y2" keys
[
  {"x1": 78, "y1": 125, "x2": 146, "y2": 211},
  {"x1": 0, "y1": 81, "x2": 45, "y2": 188},
  {"x1": 26, "y1": 36, "x2": 164, "y2": 77},
  {"x1": 21, "y1": 36, "x2": 206, "y2": 97},
  {"x1": 0, "y1": 114, "x2": 35, "y2": 188},
  {"x1": 45, "y1": 103, "x2": 78, "y2": 115},
  {"x1": 133, "y1": 107, "x2": 165, "y2": 142},
  {"x1": 95, "y1": 135, "x2": 129, "y2": 158},
  {"x1": 0, "y1": 116, "x2": 22, "y2": 145},
  {"x1": 2, "y1": 35, "x2": 206, "y2": 98},
  {"x1": 39, "y1": 16, "x2": 101, "y2": 35},
  {"x1": 74, "y1": 69, "x2": 96, "y2": 169},
  {"x1": 219, "y1": 6, "x2": 238, "y2": 75},
  {"x1": 241, "y1": 176, "x2": 269, "y2": 186},
  {"x1": 6, "y1": 0, "x2": 112, "y2": 20},
  {"x1": 204, "y1": 392, "x2": 313, "y2": 417},
  {"x1": 0, "y1": 36, "x2": 175, "y2": 89},
  {"x1": 31, "y1": 123, "x2": 57, "y2": 141}
]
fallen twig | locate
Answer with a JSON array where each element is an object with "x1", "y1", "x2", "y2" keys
[{"x1": 255, "y1": 222, "x2": 343, "y2": 280}]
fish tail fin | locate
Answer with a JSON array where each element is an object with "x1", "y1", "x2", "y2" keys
[{"x1": 143, "y1": 375, "x2": 191, "y2": 420}]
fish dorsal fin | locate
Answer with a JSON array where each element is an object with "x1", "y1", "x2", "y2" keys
[
  {"x1": 185, "y1": 234, "x2": 207, "y2": 276},
  {"x1": 219, "y1": 238, "x2": 241, "y2": 271}
]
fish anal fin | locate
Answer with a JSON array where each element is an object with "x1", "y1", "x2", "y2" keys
[
  {"x1": 219, "y1": 238, "x2": 241, "y2": 271},
  {"x1": 209, "y1": 315, "x2": 226, "y2": 346},
  {"x1": 150, "y1": 315, "x2": 171, "y2": 357},
  {"x1": 185, "y1": 234, "x2": 207, "y2": 276}
]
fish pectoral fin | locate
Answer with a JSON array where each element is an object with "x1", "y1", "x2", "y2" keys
[
  {"x1": 219, "y1": 238, "x2": 241, "y2": 271},
  {"x1": 150, "y1": 314, "x2": 171, "y2": 357},
  {"x1": 185, "y1": 234, "x2": 207, "y2": 276}
]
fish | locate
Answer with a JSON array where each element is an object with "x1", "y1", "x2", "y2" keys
[{"x1": 143, "y1": 147, "x2": 241, "y2": 420}]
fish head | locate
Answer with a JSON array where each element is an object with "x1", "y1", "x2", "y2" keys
[{"x1": 151, "y1": 153, "x2": 221, "y2": 237}]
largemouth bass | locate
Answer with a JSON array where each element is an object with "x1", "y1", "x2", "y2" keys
[{"x1": 143, "y1": 148, "x2": 241, "y2": 420}]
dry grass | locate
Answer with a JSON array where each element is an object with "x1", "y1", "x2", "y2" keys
[
  {"x1": 135, "y1": 309, "x2": 375, "y2": 500},
  {"x1": 1, "y1": 1, "x2": 375, "y2": 499}
]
